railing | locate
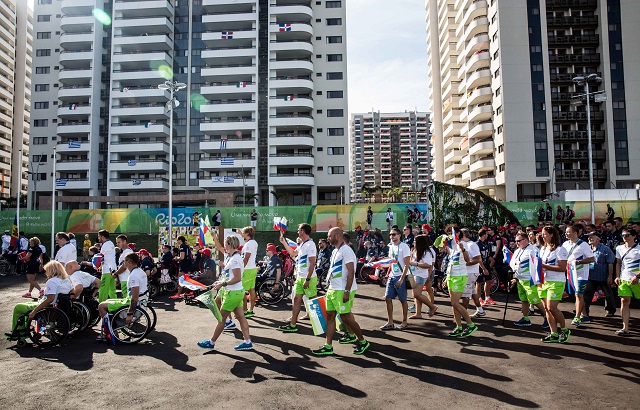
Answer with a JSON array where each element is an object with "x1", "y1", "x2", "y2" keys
[
  {"x1": 269, "y1": 133, "x2": 313, "y2": 138},
  {"x1": 57, "y1": 140, "x2": 88, "y2": 145},
  {"x1": 269, "y1": 153, "x2": 314, "y2": 157},
  {"x1": 201, "y1": 135, "x2": 255, "y2": 141},
  {"x1": 205, "y1": 156, "x2": 255, "y2": 160},
  {"x1": 60, "y1": 49, "x2": 93, "y2": 54},
  {"x1": 203, "y1": 64, "x2": 256, "y2": 69},
  {"x1": 110, "y1": 159, "x2": 169, "y2": 164},
  {"x1": 206, "y1": 46, "x2": 256, "y2": 51},
  {"x1": 111, "y1": 139, "x2": 168, "y2": 145},
  {"x1": 269, "y1": 75, "x2": 312, "y2": 81},
  {"x1": 109, "y1": 177, "x2": 169, "y2": 182},
  {"x1": 269, "y1": 172, "x2": 314, "y2": 177},
  {"x1": 111, "y1": 121, "x2": 168, "y2": 126},
  {"x1": 208, "y1": 99, "x2": 256, "y2": 104},
  {"x1": 269, "y1": 57, "x2": 312, "y2": 62},
  {"x1": 269, "y1": 114, "x2": 313, "y2": 119}
]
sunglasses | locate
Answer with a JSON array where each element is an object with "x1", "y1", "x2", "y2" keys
[
  {"x1": 622, "y1": 234, "x2": 631, "y2": 238},
  {"x1": 516, "y1": 238, "x2": 527, "y2": 242},
  {"x1": 390, "y1": 233, "x2": 398, "y2": 237}
]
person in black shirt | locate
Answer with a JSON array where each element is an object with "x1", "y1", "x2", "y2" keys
[
  {"x1": 139, "y1": 249, "x2": 157, "y2": 278},
  {"x1": 160, "y1": 244, "x2": 173, "y2": 268},
  {"x1": 545, "y1": 203, "x2": 553, "y2": 223},
  {"x1": 21, "y1": 237, "x2": 43, "y2": 298},
  {"x1": 191, "y1": 243, "x2": 203, "y2": 273},
  {"x1": 378, "y1": 240, "x2": 389, "y2": 258},
  {"x1": 171, "y1": 236, "x2": 193, "y2": 299},
  {"x1": 538, "y1": 204, "x2": 545, "y2": 224},
  {"x1": 366, "y1": 206, "x2": 373, "y2": 229},
  {"x1": 403, "y1": 225, "x2": 414, "y2": 250},
  {"x1": 196, "y1": 248, "x2": 217, "y2": 286},
  {"x1": 606, "y1": 204, "x2": 615, "y2": 222},
  {"x1": 475, "y1": 229, "x2": 493, "y2": 304}
]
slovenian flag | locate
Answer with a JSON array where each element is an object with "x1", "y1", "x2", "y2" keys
[
  {"x1": 446, "y1": 227, "x2": 459, "y2": 250},
  {"x1": 92, "y1": 254, "x2": 103, "y2": 270},
  {"x1": 279, "y1": 23, "x2": 292, "y2": 32},
  {"x1": 368, "y1": 258, "x2": 398, "y2": 269},
  {"x1": 286, "y1": 238, "x2": 298, "y2": 250},
  {"x1": 529, "y1": 254, "x2": 544, "y2": 286},
  {"x1": 567, "y1": 261, "x2": 579, "y2": 294},
  {"x1": 503, "y1": 246, "x2": 513, "y2": 264}
]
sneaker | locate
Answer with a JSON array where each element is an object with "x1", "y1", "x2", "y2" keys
[
  {"x1": 448, "y1": 326, "x2": 464, "y2": 337},
  {"x1": 591, "y1": 294, "x2": 599, "y2": 303},
  {"x1": 529, "y1": 307, "x2": 536, "y2": 316},
  {"x1": 615, "y1": 329, "x2": 630, "y2": 336},
  {"x1": 234, "y1": 341, "x2": 254, "y2": 351},
  {"x1": 541, "y1": 333, "x2": 559, "y2": 343},
  {"x1": 542, "y1": 318, "x2": 549, "y2": 329},
  {"x1": 244, "y1": 310, "x2": 255, "y2": 318},
  {"x1": 408, "y1": 305, "x2": 416, "y2": 312},
  {"x1": 223, "y1": 322, "x2": 237, "y2": 332},
  {"x1": 460, "y1": 324, "x2": 478, "y2": 338},
  {"x1": 311, "y1": 344, "x2": 334, "y2": 356},
  {"x1": 485, "y1": 297, "x2": 497, "y2": 306},
  {"x1": 514, "y1": 317, "x2": 532, "y2": 327},
  {"x1": 479, "y1": 298, "x2": 487, "y2": 307},
  {"x1": 559, "y1": 328, "x2": 571, "y2": 344},
  {"x1": 277, "y1": 323, "x2": 298, "y2": 333},
  {"x1": 472, "y1": 310, "x2": 486, "y2": 317},
  {"x1": 21, "y1": 292, "x2": 32, "y2": 298},
  {"x1": 562, "y1": 292, "x2": 569, "y2": 299},
  {"x1": 571, "y1": 317, "x2": 582, "y2": 327},
  {"x1": 579, "y1": 315, "x2": 591, "y2": 324},
  {"x1": 353, "y1": 339, "x2": 370, "y2": 355},
  {"x1": 338, "y1": 333, "x2": 358, "y2": 344},
  {"x1": 197, "y1": 339, "x2": 215, "y2": 349},
  {"x1": 169, "y1": 293, "x2": 183, "y2": 299}
]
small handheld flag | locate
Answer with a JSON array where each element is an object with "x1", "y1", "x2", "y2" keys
[
  {"x1": 567, "y1": 261, "x2": 579, "y2": 294},
  {"x1": 503, "y1": 247, "x2": 513, "y2": 264},
  {"x1": 530, "y1": 254, "x2": 544, "y2": 285},
  {"x1": 286, "y1": 238, "x2": 298, "y2": 250},
  {"x1": 92, "y1": 254, "x2": 103, "y2": 270}
]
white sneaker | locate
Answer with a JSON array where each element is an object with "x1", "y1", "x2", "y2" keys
[
  {"x1": 224, "y1": 322, "x2": 237, "y2": 331},
  {"x1": 472, "y1": 310, "x2": 486, "y2": 317}
]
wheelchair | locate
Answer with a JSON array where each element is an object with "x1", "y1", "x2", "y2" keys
[
  {"x1": 6, "y1": 295, "x2": 74, "y2": 348},
  {"x1": 108, "y1": 304, "x2": 153, "y2": 344}
]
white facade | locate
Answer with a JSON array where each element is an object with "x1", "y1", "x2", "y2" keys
[{"x1": 29, "y1": 0, "x2": 349, "y2": 209}]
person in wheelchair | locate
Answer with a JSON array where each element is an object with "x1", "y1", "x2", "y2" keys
[
  {"x1": 6, "y1": 261, "x2": 73, "y2": 339},
  {"x1": 263, "y1": 244, "x2": 283, "y2": 290},
  {"x1": 139, "y1": 249, "x2": 157, "y2": 279},
  {"x1": 66, "y1": 261, "x2": 100, "y2": 299},
  {"x1": 96, "y1": 252, "x2": 148, "y2": 342},
  {"x1": 191, "y1": 248, "x2": 217, "y2": 286}
]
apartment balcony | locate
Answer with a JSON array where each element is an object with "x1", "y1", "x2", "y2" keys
[
  {"x1": 469, "y1": 177, "x2": 495, "y2": 190},
  {"x1": 443, "y1": 121, "x2": 463, "y2": 139},
  {"x1": 444, "y1": 148, "x2": 464, "y2": 164},
  {"x1": 469, "y1": 139, "x2": 493, "y2": 156},
  {"x1": 269, "y1": 95, "x2": 314, "y2": 110},
  {"x1": 112, "y1": 51, "x2": 172, "y2": 69},
  {"x1": 446, "y1": 176, "x2": 467, "y2": 186},
  {"x1": 109, "y1": 177, "x2": 169, "y2": 191},
  {"x1": 54, "y1": 159, "x2": 89, "y2": 172},
  {"x1": 469, "y1": 122, "x2": 493, "y2": 140},
  {"x1": 269, "y1": 76, "x2": 313, "y2": 93},
  {"x1": 201, "y1": 118, "x2": 257, "y2": 133},
  {"x1": 553, "y1": 130, "x2": 605, "y2": 142},
  {"x1": 55, "y1": 178, "x2": 91, "y2": 191},
  {"x1": 59, "y1": 85, "x2": 93, "y2": 99},
  {"x1": 201, "y1": 64, "x2": 257, "y2": 80},
  {"x1": 459, "y1": 17, "x2": 489, "y2": 44},
  {"x1": 113, "y1": 0, "x2": 174, "y2": 16},
  {"x1": 109, "y1": 139, "x2": 169, "y2": 154},
  {"x1": 546, "y1": 0, "x2": 597, "y2": 10},
  {"x1": 109, "y1": 159, "x2": 169, "y2": 172},
  {"x1": 57, "y1": 104, "x2": 92, "y2": 118},
  {"x1": 59, "y1": 50, "x2": 94, "y2": 69},
  {"x1": 113, "y1": 86, "x2": 171, "y2": 102},
  {"x1": 547, "y1": 15, "x2": 598, "y2": 28},
  {"x1": 551, "y1": 111, "x2": 604, "y2": 122},
  {"x1": 111, "y1": 123, "x2": 170, "y2": 138},
  {"x1": 269, "y1": 22, "x2": 313, "y2": 37},
  {"x1": 458, "y1": 0, "x2": 488, "y2": 30},
  {"x1": 203, "y1": 12, "x2": 258, "y2": 30},
  {"x1": 56, "y1": 140, "x2": 90, "y2": 153},
  {"x1": 200, "y1": 100, "x2": 258, "y2": 115},
  {"x1": 270, "y1": 4, "x2": 313, "y2": 19},
  {"x1": 445, "y1": 162, "x2": 466, "y2": 176},
  {"x1": 202, "y1": 30, "x2": 257, "y2": 46},
  {"x1": 61, "y1": 0, "x2": 96, "y2": 14},
  {"x1": 548, "y1": 53, "x2": 600, "y2": 65},
  {"x1": 199, "y1": 156, "x2": 256, "y2": 170},
  {"x1": 269, "y1": 114, "x2": 313, "y2": 128},
  {"x1": 113, "y1": 34, "x2": 173, "y2": 51},
  {"x1": 200, "y1": 82, "x2": 257, "y2": 97},
  {"x1": 442, "y1": 108, "x2": 462, "y2": 126},
  {"x1": 269, "y1": 172, "x2": 314, "y2": 186},
  {"x1": 199, "y1": 174, "x2": 256, "y2": 190},
  {"x1": 59, "y1": 31, "x2": 94, "y2": 49},
  {"x1": 556, "y1": 169, "x2": 607, "y2": 180},
  {"x1": 202, "y1": 46, "x2": 257, "y2": 63},
  {"x1": 554, "y1": 149, "x2": 606, "y2": 161},
  {"x1": 467, "y1": 85, "x2": 492, "y2": 106},
  {"x1": 111, "y1": 68, "x2": 169, "y2": 85},
  {"x1": 200, "y1": 136, "x2": 256, "y2": 152},
  {"x1": 464, "y1": 50, "x2": 490, "y2": 73},
  {"x1": 269, "y1": 39, "x2": 313, "y2": 55},
  {"x1": 459, "y1": 34, "x2": 490, "y2": 64},
  {"x1": 269, "y1": 58, "x2": 313, "y2": 73},
  {"x1": 465, "y1": 69, "x2": 492, "y2": 91},
  {"x1": 468, "y1": 104, "x2": 493, "y2": 123},
  {"x1": 550, "y1": 72, "x2": 601, "y2": 83},
  {"x1": 269, "y1": 153, "x2": 314, "y2": 167},
  {"x1": 469, "y1": 157, "x2": 495, "y2": 173},
  {"x1": 111, "y1": 104, "x2": 168, "y2": 120},
  {"x1": 548, "y1": 34, "x2": 599, "y2": 46},
  {"x1": 57, "y1": 122, "x2": 92, "y2": 136},
  {"x1": 59, "y1": 68, "x2": 93, "y2": 84},
  {"x1": 112, "y1": 16, "x2": 173, "y2": 34}
]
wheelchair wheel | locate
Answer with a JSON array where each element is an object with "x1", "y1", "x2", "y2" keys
[
  {"x1": 110, "y1": 307, "x2": 151, "y2": 344},
  {"x1": 141, "y1": 304, "x2": 157, "y2": 335},
  {"x1": 148, "y1": 282, "x2": 160, "y2": 299},
  {"x1": 258, "y1": 279, "x2": 284, "y2": 305},
  {"x1": 489, "y1": 270, "x2": 500, "y2": 295},
  {"x1": 70, "y1": 301, "x2": 91, "y2": 334},
  {"x1": 28, "y1": 307, "x2": 71, "y2": 347},
  {"x1": 164, "y1": 280, "x2": 177, "y2": 293}
]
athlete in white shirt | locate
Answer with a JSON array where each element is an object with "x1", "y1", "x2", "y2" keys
[
  {"x1": 54, "y1": 232, "x2": 77, "y2": 265},
  {"x1": 562, "y1": 225, "x2": 594, "y2": 327},
  {"x1": 113, "y1": 234, "x2": 133, "y2": 297},
  {"x1": 97, "y1": 229, "x2": 117, "y2": 302},
  {"x1": 614, "y1": 228, "x2": 640, "y2": 335},
  {"x1": 66, "y1": 261, "x2": 100, "y2": 299},
  {"x1": 241, "y1": 226, "x2": 259, "y2": 317}
]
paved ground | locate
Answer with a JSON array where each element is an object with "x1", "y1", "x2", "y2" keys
[{"x1": 1, "y1": 273, "x2": 638, "y2": 410}]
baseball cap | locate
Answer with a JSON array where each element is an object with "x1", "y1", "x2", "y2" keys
[
  {"x1": 355, "y1": 225, "x2": 362, "y2": 230},
  {"x1": 587, "y1": 232, "x2": 601, "y2": 239},
  {"x1": 138, "y1": 249, "x2": 150, "y2": 256},
  {"x1": 266, "y1": 244, "x2": 277, "y2": 253},
  {"x1": 4, "y1": 230, "x2": 8, "y2": 233},
  {"x1": 422, "y1": 224, "x2": 432, "y2": 232},
  {"x1": 200, "y1": 248, "x2": 212, "y2": 257}
]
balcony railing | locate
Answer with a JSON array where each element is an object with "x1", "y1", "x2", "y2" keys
[
  {"x1": 548, "y1": 35, "x2": 598, "y2": 45},
  {"x1": 548, "y1": 54, "x2": 600, "y2": 64}
]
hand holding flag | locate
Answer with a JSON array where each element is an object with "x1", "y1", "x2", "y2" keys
[{"x1": 503, "y1": 247, "x2": 513, "y2": 264}]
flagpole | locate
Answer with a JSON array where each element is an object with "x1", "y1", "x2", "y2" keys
[
  {"x1": 16, "y1": 149, "x2": 21, "y2": 235},
  {"x1": 51, "y1": 146, "x2": 56, "y2": 253},
  {"x1": 242, "y1": 164, "x2": 245, "y2": 207}
]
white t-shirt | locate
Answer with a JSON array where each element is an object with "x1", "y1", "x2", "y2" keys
[
  {"x1": 127, "y1": 267, "x2": 148, "y2": 298},
  {"x1": 615, "y1": 244, "x2": 640, "y2": 281},
  {"x1": 328, "y1": 244, "x2": 357, "y2": 291},
  {"x1": 461, "y1": 240, "x2": 481, "y2": 276},
  {"x1": 1, "y1": 234, "x2": 10, "y2": 252},
  {"x1": 242, "y1": 239, "x2": 258, "y2": 270},
  {"x1": 540, "y1": 246, "x2": 569, "y2": 282},
  {"x1": 118, "y1": 248, "x2": 133, "y2": 282},
  {"x1": 45, "y1": 276, "x2": 73, "y2": 296},
  {"x1": 562, "y1": 240, "x2": 594, "y2": 281},
  {"x1": 55, "y1": 243, "x2": 77, "y2": 265},
  {"x1": 100, "y1": 240, "x2": 117, "y2": 273},
  {"x1": 412, "y1": 249, "x2": 434, "y2": 279},
  {"x1": 509, "y1": 244, "x2": 538, "y2": 281},
  {"x1": 70, "y1": 270, "x2": 96, "y2": 289},
  {"x1": 388, "y1": 242, "x2": 411, "y2": 277},
  {"x1": 222, "y1": 252, "x2": 244, "y2": 291},
  {"x1": 296, "y1": 239, "x2": 317, "y2": 278}
]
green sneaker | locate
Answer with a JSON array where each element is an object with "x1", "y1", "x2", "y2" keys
[
  {"x1": 244, "y1": 310, "x2": 255, "y2": 318},
  {"x1": 541, "y1": 333, "x2": 560, "y2": 343},
  {"x1": 338, "y1": 333, "x2": 358, "y2": 344},
  {"x1": 460, "y1": 324, "x2": 478, "y2": 338},
  {"x1": 353, "y1": 339, "x2": 370, "y2": 355},
  {"x1": 571, "y1": 317, "x2": 581, "y2": 327},
  {"x1": 559, "y1": 328, "x2": 571, "y2": 344},
  {"x1": 277, "y1": 323, "x2": 298, "y2": 333},
  {"x1": 448, "y1": 326, "x2": 464, "y2": 337},
  {"x1": 312, "y1": 344, "x2": 334, "y2": 356}
]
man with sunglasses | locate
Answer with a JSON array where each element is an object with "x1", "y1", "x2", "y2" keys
[
  {"x1": 562, "y1": 225, "x2": 595, "y2": 327},
  {"x1": 614, "y1": 228, "x2": 640, "y2": 336},
  {"x1": 510, "y1": 231, "x2": 548, "y2": 328}
]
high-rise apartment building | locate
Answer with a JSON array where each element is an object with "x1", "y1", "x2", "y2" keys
[
  {"x1": 29, "y1": 0, "x2": 349, "y2": 209},
  {"x1": 0, "y1": 0, "x2": 31, "y2": 202},
  {"x1": 426, "y1": 0, "x2": 640, "y2": 202},
  {"x1": 349, "y1": 111, "x2": 431, "y2": 202}
]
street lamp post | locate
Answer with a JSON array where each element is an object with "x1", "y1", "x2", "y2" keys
[
  {"x1": 51, "y1": 146, "x2": 57, "y2": 253},
  {"x1": 572, "y1": 73, "x2": 602, "y2": 224},
  {"x1": 17, "y1": 149, "x2": 22, "y2": 234},
  {"x1": 158, "y1": 80, "x2": 186, "y2": 244}
]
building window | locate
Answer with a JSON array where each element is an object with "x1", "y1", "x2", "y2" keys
[
  {"x1": 328, "y1": 147, "x2": 344, "y2": 155},
  {"x1": 326, "y1": 18, "x2": 342, "y2": 25},
  {"x1": 36, "y1": 49, "x2": 51, "y2": 57},
  {"x1": 37, "y1": 15, "x2": 51, "y2": 22},
  {"x1": 34, "y1": 102, "x2": 49, "y2": 109},
  {"x1": 326, "y1": 1, "x2": 342, "y2": 7},
  {"x1": 38, "y1": 0, "x2": 53, "y2": 4},
  {"x1": 327, "y1": 91, "x2": 343, "y2": 98},
  {"x1": 33, "y1": 120, "x2": 48, "y2": 127},
  {"x1": 534, "y1": 122, "x2": 546, "y2": 130},
  {"x1": 328, "y1": 166, "x2": 345, "y2": 174},
  {"x1": 35, "y1": 67, "x2": 50, "y2": 74},
  {"x1": 317, "y1": 166, "x2": 324, "y2": 171},
  {"x1": 497, "y1": 125, "x2": 503, "y2": 134},
  {"x1": 319, "y1": 192, "x2": 338, "y2": 200},
  {"x1": 326, "y1": 72, "x2": 343, "y2": 80},
  {"x1": 32, "y1": 154, "x2": 48, "y2": 163},
  {"x1": 327, "y1": 54, "x2": 342, "y2": 62},
  {"x1": 494, "y1": 68, "x2": 500, "y2": 78},
  {"x1": 530, "y1": 45, "x2": 542, "y2": 53},
  {"x1": 532, "y1": 64, "x2": 543, "y2": 71},
  {"x1": 535, "y1": 142, "x2": 547, "y2": 150},
  {"x1": 328, "y1": 128, "x2": 344, "y2": 136},
  {"x1": 32, "y1": 137, "x2": 48, "y2": 144},
  {"x1": 317, "y1": 109, "x2": 323, "y2": 114},
  {"x1": 35, "y1": 84, "x2": 49, "y2": 92},
  {"x1": 612, "y1": 101, "x2": 625, "y2": 109},
  {"x1": 37, "y1": 32, "x2": 51, "y2": 39},
  {"x1": 496, "y1": 106, "x2": 503, "y2": 115},
  {"x1": 316, "y1": 91, "x2": 323, "y2": 95},
  {"x1": 327, "y1": 109, "x2": 344, "y2": 117},
  {"x1": 326, "y1": 36, "x2": 343, "y2": 44}
]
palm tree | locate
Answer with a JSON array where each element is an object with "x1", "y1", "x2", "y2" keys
[
  {"x1": 361, "y1": 188, "x2": 370, "y2": 203},
  {"x1": 270, "y1": 190, "x2": 290, "y2": 206}
]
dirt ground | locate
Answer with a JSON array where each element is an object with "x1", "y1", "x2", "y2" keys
[{"x1": 1, "y1": 273, "x2": 638, "y2": 410}]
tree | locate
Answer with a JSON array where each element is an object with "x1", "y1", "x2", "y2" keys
[
  {"x1": 361, "y1": 188, "x2": 370, "y2": 203},
  {"x1": 236, "y1": 193, "x2": 259, "y2": 206},
  {"x1": 270, "y1": 190, "x2": 290, "y2": 206}
]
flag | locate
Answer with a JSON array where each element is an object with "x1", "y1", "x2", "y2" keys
[
  {"x1": 223, "y1": 176, "x2": 234, "y2": 183},
  {"x1": 56, "y1": 178, "x2": 67, "y2": 187},
  {"x1": 211, "y1": 176, "x2": 221, "y2": 182},
  {"x1": 284, "y1": 95, "x2": 294, "y2": 101},
  {"x1": 273, "y1": 217, "x2": 281, "y2": 232},
  {"x1": 503, "y1": 246, "x2": 513, "y2": 264},
  {"x1": 69, "y1": 103, "x2": 77, "y2": 110},
  {"x1": 567, "y1": 261, "x2": 579, "y2": 294},
  {"x1": 68, "y1": 140, "x2": 81, "y2": 148},
  {"x1": 132, "y1": 179, "x2": 141, "y2": 185},
  {"x1": 279, "y1": 23, "x2": 292, "y2": 32},
  {"x1": 530, "y1": 254, "x2": 544, "y2": 286},
  {"x1": 304, "y1": 296, "x2": 344, "y2": 336},
  {"x1": 10, "y1": 214, "x2": 18, "y2": 247},
  {"x1": 286, "y1": 238, "x2": 298, "y2": 250},
  {"x1": 196, "y1": 290, "x2": 223, "y2": 322},
  {"x1": 198, "y1": 216, "x2": 214, "y2": 247},
  {"x1": 236, "y1": 82, "x2": 247, "y2": 88},
  {"x1": 144, "y1": 121, "x2": 155, "y2": 128},
  {"x1": 446, "y1": 227, "x2": 459, "y2": 250},
  {"x1": 220, "y1": 157, "x2": 234, "y2": 166},
  {"x1": 279, "y1": 217, "x2": 288, "y2": 232},
  {"x1": 127, "y1": 159, "x2": 137, "y2": 166},
  {"x1": 179, "y1": 275, "x2": 206, "y2": 291},
  {"x1": 221, "y1": 31, "x2": 233, "y2": 39},
  {"x1": 220, "y1": 138, "x2": 227, "y2": 150},
  {"x1": 120, "y1": 87, "x2": 129, "y2": 92},
  {"x1": 92, "y1": 254, "x2": 103, "y2": 271},
  {"x1": 367, "y1": 257, "x2": 398, "y2": 269}
]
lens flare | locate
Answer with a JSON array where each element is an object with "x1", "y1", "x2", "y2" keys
[
  {"x1": 158, "y1": 64, "x2": 173, "y2": 80},
  {"x1": 92, "y1": 9, "x2": 112, "y2": 26},
  {"x1": 190, "y1": 93, "x2": 207, "y2": 111}
]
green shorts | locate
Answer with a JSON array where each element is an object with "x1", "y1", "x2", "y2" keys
[
  {"x1": 294, "y1": 276, "x2": 318, "y2": 298},
  {"x1": 618, "y1": 280, "x2": 640, "y2": 299},
  {"x1": 242, "y1": 267, "x2": 258, "y2": 291},
  {"x1": 105, "y1": 298, "x2": 131, "y2": 313},
  {"x1": 326, "y1": 289, "x2": 356, "y2": 314},
  {"x1": 220, "y1": 289, "x2": 244, "y2": 312},
  {"x1": 517, "y1": 280, "x2": 541, "y2": 305},
  {"x1": 447, "y1": 275, "x2": 468, "y2": 293},
  {"x1": 538, "y1": 280, "x2": 565, "y2": 301}
]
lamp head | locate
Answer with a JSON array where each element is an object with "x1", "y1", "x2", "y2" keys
[{"x1": 572, "y1": 75, "x2": 585, "y2": 84}]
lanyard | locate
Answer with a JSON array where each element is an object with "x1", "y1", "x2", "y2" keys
[
  {"x1": 567, "y1": 239, "x2": 583, "y2": 258},
  {"x1": 621, "y1": 244, "x2": 638, "y2": 268}
]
